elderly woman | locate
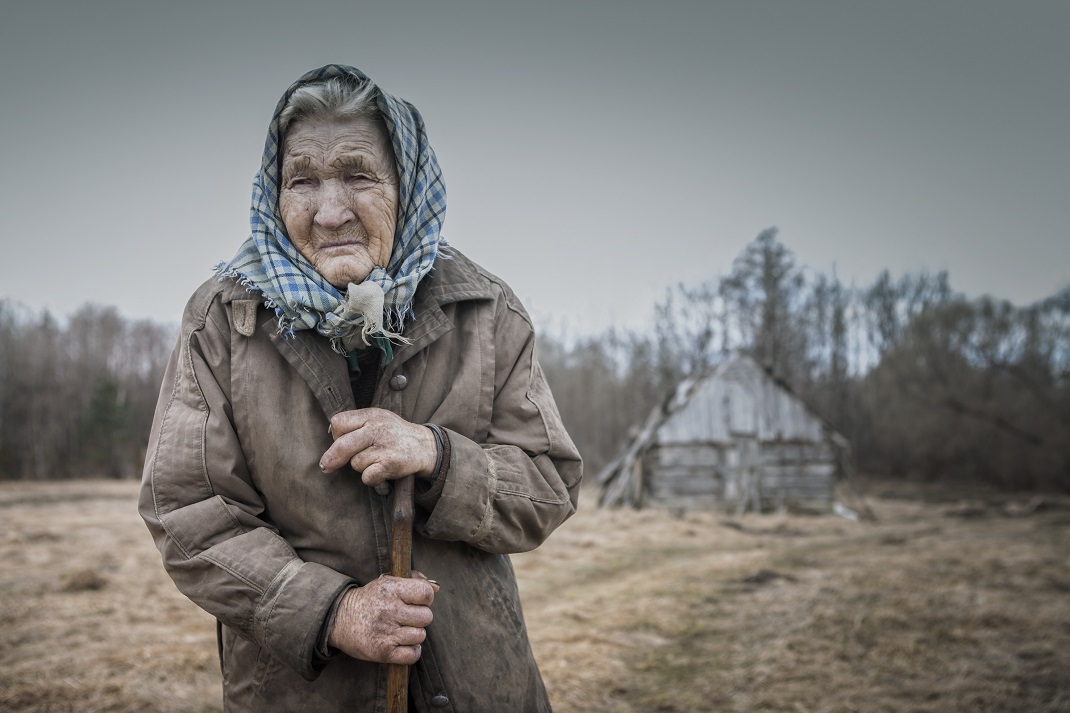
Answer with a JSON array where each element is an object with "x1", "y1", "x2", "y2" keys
[{"x1": 139, "y1": 65, "x2": 581, "y2": 712}]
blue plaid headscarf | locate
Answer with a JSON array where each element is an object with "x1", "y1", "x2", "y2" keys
[{"x1": 216, "y1": 65, "x2": 447, "y2": 357}]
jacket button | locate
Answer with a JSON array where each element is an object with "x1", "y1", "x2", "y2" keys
[
  {"x1": 389, "y1": 374, "x2": 408, "y2": 391},
  {"x1": 430, "y1": 695, "x2": 449, "y2": 708}
]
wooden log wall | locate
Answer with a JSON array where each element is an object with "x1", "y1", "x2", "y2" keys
[{"x1": 643, "y1": 440, "x2": 835, "y2": 512}]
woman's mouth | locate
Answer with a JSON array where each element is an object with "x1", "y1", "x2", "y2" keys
[{"x1": 320, "y1": 239, "x2": 363, "y2": 250}]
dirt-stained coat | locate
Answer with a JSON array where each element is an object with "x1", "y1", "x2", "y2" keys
[{"x1": 139, "y1": 249, "x2": 582, "y2": 712}]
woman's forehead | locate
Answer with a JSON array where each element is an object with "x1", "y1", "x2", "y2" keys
[{"x1": 281, "y1": 117, "x2": 394, "y2": 163}]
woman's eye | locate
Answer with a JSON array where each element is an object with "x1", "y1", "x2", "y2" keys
[{"x1": 288, "y1": 177, "x2": 312, "y2": 188}]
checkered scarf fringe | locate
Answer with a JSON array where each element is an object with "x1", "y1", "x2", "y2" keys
[{"x1": 215, "y1": 64, "x2": 447, "y2": 356}]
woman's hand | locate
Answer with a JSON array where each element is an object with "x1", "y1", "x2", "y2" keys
[
  {"x1": 327, "y1": 574, "x2": 440, "y2": 664},
  {"x1": 320, "y1": 408, "x2": 437, "y2": 486}
]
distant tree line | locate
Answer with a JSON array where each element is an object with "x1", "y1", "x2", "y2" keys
[
  {"x1": 0, "y1": 303, "x2": 173, "y2": 479},
  {"x1": 540, "y1": 229, "x2": 1070, "y2": 491},
  {"x1": 2, "y1": 229, "x2": 1067, "y2": 490}
]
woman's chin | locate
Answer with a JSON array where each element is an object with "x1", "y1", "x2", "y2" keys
[{"x1": 317, "y1": 255, "x2": 376, "y2": 288}]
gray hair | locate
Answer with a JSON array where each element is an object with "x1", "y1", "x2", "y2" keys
[{"x1": 278, "y1": 76, "x2": 381, "y2": 135}]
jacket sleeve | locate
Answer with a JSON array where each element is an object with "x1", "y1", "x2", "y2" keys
[
  {"x1": 418, "y1": 291, "x2": 583, "y2": 554},
  {"x1": 138, "y1": 288, "x2": 352, "y2": 681}
]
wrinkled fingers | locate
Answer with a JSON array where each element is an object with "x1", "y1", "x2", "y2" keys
[
  {"x1": 395, "y1": 602, "x2": 434, "y2": 629},
  {"x1": 385, "y1": 644, "x2": 422, "y2": 666},
  {"x1": 390, "y1": 577, "x2": 437, "y2": 607},
  {"x1": 319, "y1": 427, "x2": 376, "y2": 473},
  {"x1": 393, "y1": 625, "x2": 428, "y2": 647}
]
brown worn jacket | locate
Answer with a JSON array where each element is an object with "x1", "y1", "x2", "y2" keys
[{"x1": 139, "y1": 249, "x2": 582, "y2": 712}]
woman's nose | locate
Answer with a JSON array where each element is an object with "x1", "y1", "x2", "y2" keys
[{"x1": 314, "y1": 182, "x2": 356, "y2": 230}]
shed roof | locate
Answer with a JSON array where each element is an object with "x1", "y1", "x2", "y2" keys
[{"x1": 658, "y1": 356, "x2": 826, "y2": 444}]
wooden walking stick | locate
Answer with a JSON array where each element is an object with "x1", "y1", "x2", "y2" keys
[{"x1": 386, "y1": 474, "x2": 415, "y2": 713}]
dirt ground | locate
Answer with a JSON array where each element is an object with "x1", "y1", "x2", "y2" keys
[{"x1": 1, "y1": 479, "x2": 1067, "y2": 713}]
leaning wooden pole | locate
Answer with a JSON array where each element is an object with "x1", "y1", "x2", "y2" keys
[{"x1": 386, "y1": 474, "x2": 415, "y2": 713}]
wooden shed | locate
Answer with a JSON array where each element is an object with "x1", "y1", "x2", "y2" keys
[{"x1": 598, "y1": 354, "x2": 847, "y2": 513}]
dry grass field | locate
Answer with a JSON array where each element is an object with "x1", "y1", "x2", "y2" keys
[{"x1": 1, "y1": 478, "x2": 1068, "y2": 712}]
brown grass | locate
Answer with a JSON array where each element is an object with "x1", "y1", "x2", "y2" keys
[{"x1": 1, "y1": 479, "x2": 1068, "y2": 712}]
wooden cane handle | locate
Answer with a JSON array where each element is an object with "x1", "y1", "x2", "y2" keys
[
  {"x1": 386, "y1": 475, "x2": 415, "y2": 713},
  {"x1": 389, "y1": 475, "x2": 414, "y2": 577}
]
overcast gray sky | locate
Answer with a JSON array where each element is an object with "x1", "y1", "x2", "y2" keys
[{"x1": 1, "y1": 0, "x2": 1067, "y2": 335}]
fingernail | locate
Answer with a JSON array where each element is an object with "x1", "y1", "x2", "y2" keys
[{"x1": 427, "y1": 579, "x2": 439, "y2": 586}]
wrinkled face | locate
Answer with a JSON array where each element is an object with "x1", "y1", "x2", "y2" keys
[{"x1": 279, "y1": 116, "x2": 399, "y2": 287}]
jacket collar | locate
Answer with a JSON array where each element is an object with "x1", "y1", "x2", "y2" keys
[
  {"x1": 266, "y1": 249, "x2": 494, "y2": 419},
  {"x1": 391, "y1": 249, "x2": 495, "y2": 365}
]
